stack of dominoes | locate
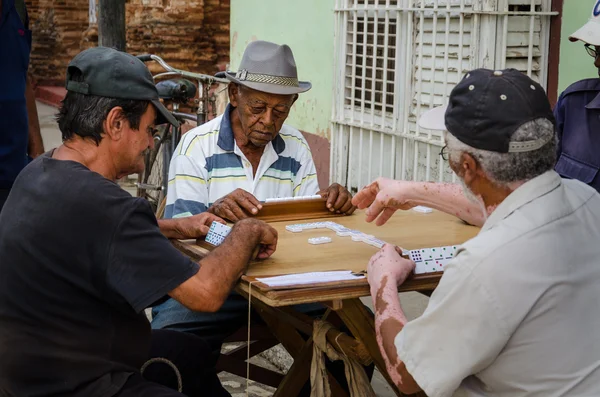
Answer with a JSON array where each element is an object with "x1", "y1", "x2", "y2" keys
[
  {"x1": 204, "y1": 221, "x2": 232, "y2": 246},
  {"x1": 408, "y1": 245, "x2": 459, "y2": 274},
  {"x1": 285, "y1": 221, "x2": 386, "y2": 248},
  {"x1": 265, "y1": 194, "x2": 322, "y2": 203}
]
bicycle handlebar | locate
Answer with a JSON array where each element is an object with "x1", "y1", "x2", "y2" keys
[
  {"x1": 136, "y1": 54, "x2": 153, "y2": 62},
  {"x1": 136, "y1": 53, "x2": 229, "y2": 84}
]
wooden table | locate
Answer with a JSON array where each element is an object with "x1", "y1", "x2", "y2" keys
[{"x1": 174, "y1": 209, "x2": 479, "y2": 396}]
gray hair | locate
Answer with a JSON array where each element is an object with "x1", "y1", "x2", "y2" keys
[{"x1": 446, "y1": 118, "x2": 557, "y2": 185}]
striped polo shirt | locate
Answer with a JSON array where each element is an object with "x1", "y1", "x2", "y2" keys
[{"x1": 165, "y1": 104, "x2": 319, "y2": 219}]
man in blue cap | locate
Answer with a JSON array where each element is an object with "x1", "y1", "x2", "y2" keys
[
  {"x1": 0, "y1": 47, "x2": 280, "y2": 397},
  {"x1": 553, "y1": 0, "x2": 600, "y2": 193}
]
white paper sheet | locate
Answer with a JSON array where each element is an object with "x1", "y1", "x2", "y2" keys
[{"x1": 256, "y1": 270, "x2": 365, "y2": 287}]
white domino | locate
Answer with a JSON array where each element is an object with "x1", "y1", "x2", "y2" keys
[
  {"x1": 205, "y1": 221, "x2": 232, "y2": 246},
  {"x1": 412, "y1": 205, "x2": 433, "y2": 213},
  {"x1": 265, "y1": 194, "x2": 323, "y2": 203},
  {"x1": 308, "y1": 236, "x2": 332, "y2": 245},
  {"x1": 409, "y1": 245, "x2": 459, "y2": 274},
  {"x1": 284, "y1": 222, "x2": 390, "y2": 250}
]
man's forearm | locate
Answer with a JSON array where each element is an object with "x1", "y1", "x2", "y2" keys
[
  {"x1": 372, "y1": 276, "x2": 421, "y2": 394},
  {"x1": 196, "y1": 221, "x2": 262, "y2": 303},
  {"x1": 406, "y1": 182, "x2": 484, "y2": 227},
  {"x1": 157, "y1": 218, "x2": 185, "y2": 239},
  {"x1": 25, "y1": 76, "x2": 44, "y2": 158}
]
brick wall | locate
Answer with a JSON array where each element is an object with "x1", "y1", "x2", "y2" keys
[{"x1": 26, "y1": 0, "x2": 230, "y2": 85}]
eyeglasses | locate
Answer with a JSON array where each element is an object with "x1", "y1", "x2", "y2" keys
[
  {"x1": 439, "y1": 145, "x2": 449, "y2": 161},
  {"x1": 585, "y1": 43, "x2": 598, "y2": 58}
]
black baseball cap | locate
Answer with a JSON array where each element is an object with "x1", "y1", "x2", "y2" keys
[
  {"x1": 419, "y1": 68, "x2": 554, "y2": 153},
  {"x1": 65, "y1": 47, "x2": 179, "y2": 127}
]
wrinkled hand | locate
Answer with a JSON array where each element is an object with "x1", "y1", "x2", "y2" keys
[
  {"x1": 352, "y1": 177, "x2": 416, "y2": 226},
  {"x1": 177, "y1": 212, "x2": 225, "y2": 239},
  {"x1": 234, "y1": 218, "x2": 278, "y2": 260},
  {"x1": 318, "y1": 183, "x2": 356, "y2": 215},
  {"x1": 368, "y1": 244, "x2": 415, "y2": 295},
  {"x1": 208, "y1": 188, "x2": 263, "y2": 222}
]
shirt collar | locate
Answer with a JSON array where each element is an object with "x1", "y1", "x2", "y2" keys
[
  {"x1": 217, "y1": 104, "x2": 286, "y2": 154},
  {"x1": 481, "y1": 171, "x2": 562, "y2": 232},
  {"x1": 586, "y1": 91, "x2": 600, "y2": 110}
]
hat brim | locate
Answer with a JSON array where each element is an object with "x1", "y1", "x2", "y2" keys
[
  {"x1": 222, "y1": 72, "x2": 312, "y2": 95},
  {"x1": 418, "y1": 105, "x2": 448, "y2": 131},
  {"x1": 151, "y1": 99, "x2": 180, "y2": 127},
  {"x1": 569, "y1": 20, "x2": 600, "y2": 46}
]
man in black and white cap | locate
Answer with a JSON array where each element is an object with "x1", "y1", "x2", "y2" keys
[
  {"x1": 0, "y1": 46, "x2": 280, "y2": 396},
  {"x1": 355, "y1": 68, "x2": 600, "y2": 396}
]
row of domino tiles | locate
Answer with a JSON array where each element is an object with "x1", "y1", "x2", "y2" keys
[{"x1": 264, "y1": 195, "x2": 322, "y2": 203}]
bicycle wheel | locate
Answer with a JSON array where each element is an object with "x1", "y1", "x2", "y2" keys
[{"x1": 137, "y1": 125, "x2": 171, "y2": 214}]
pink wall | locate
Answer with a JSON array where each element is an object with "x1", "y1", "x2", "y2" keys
[{"x1": 300, "y1": 131, "x2": 330, "y2": 190}]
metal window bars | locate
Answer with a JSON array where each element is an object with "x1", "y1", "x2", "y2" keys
[{"x1": 331, "y1": 0, "x2": 558, "y2": 191}]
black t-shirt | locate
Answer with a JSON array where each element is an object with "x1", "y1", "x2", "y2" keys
[{"x1": 0, "y1": 154, "x2": 199, "y2": 396}]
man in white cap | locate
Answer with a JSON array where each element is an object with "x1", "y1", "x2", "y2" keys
[
  {"x1": 552, "y1": 0, "x2": 600, "y2": 193},
  {"x1": 355, "y1": 68, "x2": 600, "y2": 396}
]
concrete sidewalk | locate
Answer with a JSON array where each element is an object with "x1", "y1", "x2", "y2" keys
[{"x1": 37, "y1": 100, "x2": 430, "y2": 397}]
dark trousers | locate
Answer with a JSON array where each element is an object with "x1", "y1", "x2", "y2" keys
[
  {"x1": 115, "y1": 329, "x2": 231, "y2": 397},
  {"x1": 164, "y1": 305, "x2": 375, "y2": 397}
]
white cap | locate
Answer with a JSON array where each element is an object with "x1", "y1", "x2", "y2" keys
[
  {"x1": 569, "y1": 1, "x2": 600, "y2": 46},
  {"x1": 418, "y1": 105, "x2": 448, "y2": 131}
]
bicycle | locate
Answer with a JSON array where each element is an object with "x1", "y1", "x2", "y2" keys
[{"x1": 135, "y1": 54, "x2": 230, "y2": 216}]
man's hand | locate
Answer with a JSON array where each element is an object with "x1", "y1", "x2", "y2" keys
[
  {"x1": 368, "y1": 244, "x2": 415, "y2": 295},
  {"x1": 352, "y1": 177, "x2": 416, "y2": 226},
  {"x1": 208, "y1": 188, "x2": 262, "y2": 221},
  {"x1": 169, "y1": 213, "x2": 225, "y2": 240},
  {"x1": 318, "y1": 183, "x2": 356, "y2": 215},
  {"x1": 234, "y1": 218, "x2": 278, "y2": 260}
]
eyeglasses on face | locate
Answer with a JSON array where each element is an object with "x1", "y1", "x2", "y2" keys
[
  {"x1": 439, "y1": 145, "x2": 449, "y2": 161},
  {"x1": 585, "y1": 43, "x2": 599, "y2": 58}
]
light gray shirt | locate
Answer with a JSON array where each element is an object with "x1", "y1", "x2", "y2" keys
[{"x1": 395, "y1": 171, "x2": 600, "y2": 397}]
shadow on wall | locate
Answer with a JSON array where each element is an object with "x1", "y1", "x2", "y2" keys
[{"x1": 300, "y1": 131, "x2": 330, "y2": 191}]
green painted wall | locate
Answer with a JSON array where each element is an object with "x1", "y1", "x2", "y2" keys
[
  {"x1": 230, "y1": 0, "x2": 335, "y2": 138},
  {"x1": 557, "y1": 0, "x2": 598, "y2": 94}
]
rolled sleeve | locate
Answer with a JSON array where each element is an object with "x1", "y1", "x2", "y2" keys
[
  {"x1": 394, "y1": 258, "x2": 511, "y2": 397},
  {"x1": 107, "y1": 199, "x2": 200, "y2": 313}
]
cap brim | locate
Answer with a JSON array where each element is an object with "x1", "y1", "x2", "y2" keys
[
  {"x1": 224, "y1": 72, "x2": 312, "y2": 95},
  {"x1": 151, "y1": 99, "x2": 180, "y2": 127},
  {"x1": 569, "y1": 20, "x2": 600, "y2": 46},
  {"x1": 418, "y1": 105, "x2": 448, "y2": 131}
]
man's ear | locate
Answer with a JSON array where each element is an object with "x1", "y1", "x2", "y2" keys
[
  {"x1": 103, "y1": 106, "x2": 125, "y2": 141},
  {"x1": 228, "y1": 83, "x2": 240, "y2": 107},
  {"x1": 459, "y1": 152, "x2": 480, "y2": 186},
  {"x1": 291, "y1": 94, "x2": 299, "y2": 106}
]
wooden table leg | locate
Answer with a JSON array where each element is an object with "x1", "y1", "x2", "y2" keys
[
  {"x1": 239, "y1": 291, "x2": 349, "y2": 397},
  {"x1": 336, "y1": 298, "x2": 419, "y2": 397}
]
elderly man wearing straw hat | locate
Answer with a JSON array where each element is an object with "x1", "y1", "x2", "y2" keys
[{"x1": 152, "y1": 40, "x2": 360, "y2": 392}]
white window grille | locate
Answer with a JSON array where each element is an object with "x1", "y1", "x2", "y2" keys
[{"x1": 331, "y1": 0, "x2": 558, "y2": 190}]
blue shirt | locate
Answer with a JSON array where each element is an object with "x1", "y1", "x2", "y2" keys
[
  {"x1": 0, "y1": 0, "x2": 31, "y2": 189},
  {"x1": 554, "y1": 78, "x2": 600, "y2": 193}
]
